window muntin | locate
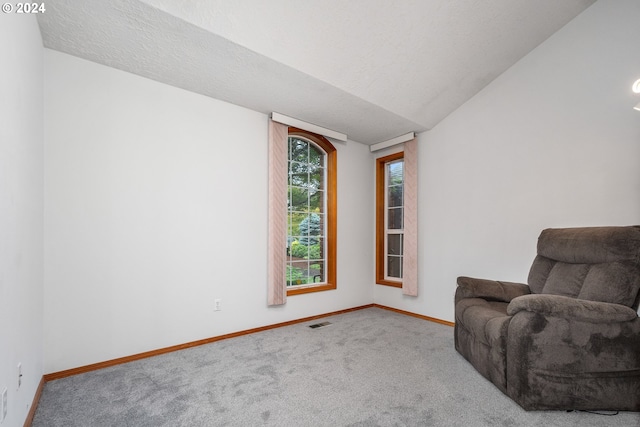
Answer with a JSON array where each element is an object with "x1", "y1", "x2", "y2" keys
[
  {"x1": 286, "y1": 128, "x2": 336, "y2": 295},
  {"x1": 376, "y1": 152, "x2": 404, "y2": 287}
]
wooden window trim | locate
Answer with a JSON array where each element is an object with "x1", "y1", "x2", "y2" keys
[
  {"x1": 376, "y1": 151, "x2": 404, "y2": 288},
  {"x1": 287, "y1": 127, "x2": 337, "y2": 296}
]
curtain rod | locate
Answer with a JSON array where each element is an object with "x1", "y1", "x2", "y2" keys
[
  {"x1": 369, "y1": 132, "x2": 415, "y2": 152},
  {"x1": 271, "y1": 112, "x2": 348, "y2": 142}
]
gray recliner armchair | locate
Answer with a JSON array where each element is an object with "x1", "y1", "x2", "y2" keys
[{"x1": 454, "y1": 226, "x2": 640, "y2": 411}]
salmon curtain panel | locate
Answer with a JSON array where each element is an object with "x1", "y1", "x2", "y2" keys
[
  {"x1": 267, "y1": 119, "x2": 288, "y2": 306},
  {"x1": 402, "y1": 138, "x2": 418, "y2": 296}
]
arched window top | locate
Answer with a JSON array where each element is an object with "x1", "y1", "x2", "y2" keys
[{"x1": 288, "y1": 127, "x2": 336, "y2": 156}]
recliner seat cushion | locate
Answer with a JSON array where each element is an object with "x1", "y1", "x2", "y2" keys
[
  {"x1": 455, "y1": 298, "x2": 509, "y2": 347},
  {"x1": 455, "y1": 298, "x2": 511, "y2": 392}
]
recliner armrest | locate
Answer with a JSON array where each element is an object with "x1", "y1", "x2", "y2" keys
[
  {"x1": 507, "y1": 294, "x2": 638, "y2": 323},
  {"x1": 455, "y1": 276, "x2": 530, "y2": 305}
]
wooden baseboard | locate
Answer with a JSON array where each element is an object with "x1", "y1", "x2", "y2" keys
[
  {"x1": 23, "y1": 376, "x2": 44, "y2": 427},
  {"x1": 44, "y1": 304, "x2": 376, "y2": 381},
  {"x1": 43, "y1": 303, "x2": 452, "y2": 383},
  {"x1": 373, "y1": 304, "x2": 455, "y2": 327}
]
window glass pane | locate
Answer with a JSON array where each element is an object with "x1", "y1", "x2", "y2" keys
[
  {"x1": 387, "y1": 255, "x2": 402, "y2": 278},
  {"x1": 299, "y1": 213, "x2": 321, "y2": 245},
  {"x1": 287, "y1": 213, "x2": 295, "y2": 237},
  {"x1": 289, "y1": 164, "x2": 310, "y2": 189},
  {"x1": 289, "y1": 187, "x2": 309, "y2": 211},
  {"x1": 388, "y1": 234, "x2": 403, "y2": 255},
  {"x1": 388, "y1": 207, "x2": 403, "y2": 229},
  {"x1": 289, "y1": 169, "x2": 309, "y2": 187},
  {"x1": 309, "y1": 145, "x2": 324, "y2": 168},
  {"x1": 286, "y1": 263, "x2": 306, "y2": 286},
  {"x1": 289, "y1": 237, "x2": 308, "y2": 259},
  {"x1": 300, "y1": 261, "x2": 323, "y2": 285},
  {"x1": 309, "y1": 169, "x2": 323, "y2": 191},
  {"x1": 310, "y1": 237, "x2": 324, "y2": 261},
  {"x1": 289, "y1": 138, "x2": 308, "y2": 162},
  {"x1": 388, "y1": 185, "x2": 403, "y2": 207},
  {"x1": 388, "y1": 161, "x2": 403, "y2": 185},
  {"x1": 316, "y1": 219, "x2": 325, "y2": 240},
  {"x1": 309, "y1": 190, "x2": 323, "y2": 212},
  {"x1": 288, "y1": 213, "x2": 305, "y2": 236},
  {"x1": 309, "y1": 261, "x2": 324, "y2": 283}
]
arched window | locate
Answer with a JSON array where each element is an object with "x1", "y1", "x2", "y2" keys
[{"x1": 286, "y1": 128, "x2": 336, "y2": 295}]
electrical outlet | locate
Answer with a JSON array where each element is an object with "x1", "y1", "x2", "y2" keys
[
  {"x1": 214, "y1": 299, "x2": 221, "y2": 311},
  {"x1": 1, "y1": 387, "x2": 7, "y2": 423},
  {"x1": 17, "y1": 363, "x2": 22, "y2": 390}
]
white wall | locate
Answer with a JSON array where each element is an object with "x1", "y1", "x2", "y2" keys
[
  {"x1": 375, "y1": 0, "x2": 640, "y2": 321},
  {"x1": 0, "y1": 14, "x2": 44, "y2": 427},
  {"x1": 43, "y1": 50, "x2": 374, "y2": 373},
  {"x1": 40, "y1": 0, "x2": 640, "y2": 376}
]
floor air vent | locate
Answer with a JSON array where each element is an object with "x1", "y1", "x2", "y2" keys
[{"x1": 308, "y1": 321, "x2": 332, "y2": 329}]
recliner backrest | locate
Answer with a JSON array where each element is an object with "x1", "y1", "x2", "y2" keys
[{"x1": 527, "y1": 226, "x2": 640, "y2": 309}]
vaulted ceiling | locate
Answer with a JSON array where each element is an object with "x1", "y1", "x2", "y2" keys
[{"x1": 37, "y1": 0, "x2": 595, "y2": 144}]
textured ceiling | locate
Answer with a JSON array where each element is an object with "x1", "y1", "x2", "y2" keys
[{"x1": 37, "y1": 0, "x2": 595, "y2": 144}]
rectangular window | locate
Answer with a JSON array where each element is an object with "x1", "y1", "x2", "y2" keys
[{"x1": 376, "y1": 152, "x2": 404, "y2": 287}]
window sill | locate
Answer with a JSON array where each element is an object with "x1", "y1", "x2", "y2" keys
[
  {"x1": 287, "y1": 283, "x2": 336, "y2": 296},
  {"x1": 376, "y1": 279, "x2": 402, "y2": 288}
]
